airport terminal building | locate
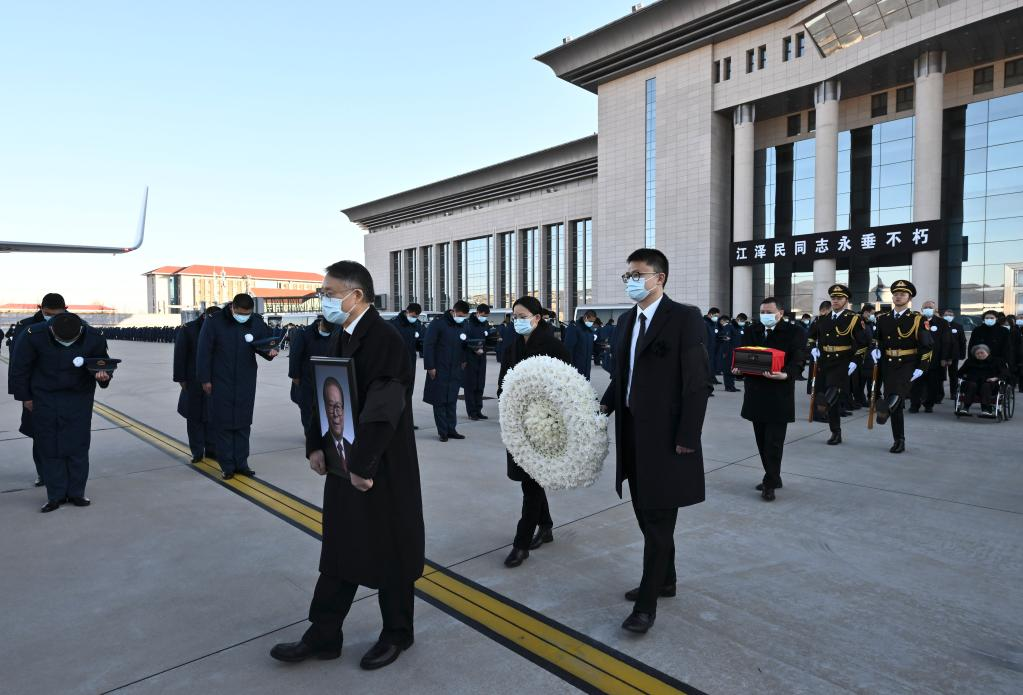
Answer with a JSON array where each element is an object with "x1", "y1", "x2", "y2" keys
[{"x1": 345, "y1": 0, "x2": 1023, "y2": 321}]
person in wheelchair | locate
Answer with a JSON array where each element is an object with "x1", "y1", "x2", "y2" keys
[{"x1": 956, "y1": 344, "x2": 1009, "y2": 417}]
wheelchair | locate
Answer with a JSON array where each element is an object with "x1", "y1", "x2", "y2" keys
[{"x1": 953, "y1": 376, "x2": 1015, "y2": 421}]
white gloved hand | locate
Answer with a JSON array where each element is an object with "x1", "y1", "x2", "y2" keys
[
  {"x1": 911, "y1": 368, "x2": 924, "y2": 382},
  {"x1": 810, "y1": 347, "x2": 821, "y2": 360},
  {"x1": 848, "y1": 362, "x2": 857, "y2": 376},
  {"x1": 871, "y1": 349, "x2": 881, "y2": 362}
]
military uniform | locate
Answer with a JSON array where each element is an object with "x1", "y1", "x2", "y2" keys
[
  {"x1": 873, "y1": 280, "x2": 933, "y2": 453},
  {"x1": 806, "y1": 284, "x2": 868, "y2": 443}
]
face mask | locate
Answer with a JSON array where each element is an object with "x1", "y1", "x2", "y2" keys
[
  {"x1": 709, "y1": 314, "x2": 719, "y2": 320},
  {"x1": 943, "y1": 315, "x2": 954, "y2": 322},
  {"x1": 56, "y1": 337, "x2": 78, "y2": 347},
  {"x1": 43, "y1": 314, "x2": 56, "y2": 322},
  {"x1": 452, "y1": 315, "x2": 466, "y2": 324},
  {"x1": 1004, "y1": 324, "x2": 1011, "y2": 330},
  {"x1": 760, "y1": 313, "x2": 778, "y2": 327},
  {"x1": 737, "y1": 320, "x2": 746, "y2": 327},
  {"x1": 922, "y1": 308, "x2": 934, "y2": 318},
  {"x1": 802, "y1": 319, "x2": 810, "y2": 325},
  {"x1": 477, "y1": 316, "x2": 488, "y2": 323},
  {"x1": 584, "y1": 321, "x2": 594, "y2": 329},
  {"x1": 318, "y1": 329, "x2": 332, "y2": 338},
  {"x1": 984, "y1": 318, "x2": 996, "y2": 327},
  {"x1": 406, "y1": 315, "x2": 418, "y2": 324},
  {"x1": 867, "y1": 314, "x2": 876, "y2": 323},
  {"x1": 626, "y1": 277, "x2": 652, "y2": 302},
  {"x1": 1016, "y1": 319, "x2": 1023, "y2": 327},
  {"x1": 321, "y1": 291, "x2": 355, "y2": 325},
  {"x1": 514, "y1": 318, "x2": 534, "y2": 335},
  {"x1": 233, "y1": 313, "x2": 251, "y2": 324}
]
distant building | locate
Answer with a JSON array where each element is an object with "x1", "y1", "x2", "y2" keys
[
  {"x1": 143, "y1": 265, "x2": 322, "y2": 314},
  {"x1": 0, "y1": 303, "x2": 116, "y2": 316}
]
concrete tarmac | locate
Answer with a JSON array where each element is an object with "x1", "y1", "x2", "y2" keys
[{"x1": 1, "y1": 340, "x2": 1020, "y2": 694}]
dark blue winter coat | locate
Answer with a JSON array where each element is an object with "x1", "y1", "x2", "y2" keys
[
  {"x1": 563, "y1": 318, "x2": 597, "y2": 379},
  {"x1": 9, "y1": 322, "x2": 112, "y2": 458},
  {"x1": 389, "y1": 311, "x2": 424, "y2": 366},
  {"x1": 599, "y1": 322, "x2": 618, "y2": 374},
  {"x1": 196, "y1": 308, "x2": 274, "y2": 430},
  {"x1": 288, "y1": 322, "x2": 334, "y2": 411},
  {"x1": 173, "y1": 317, "x2": 210, "y2": 420},
  {"x1": 422, "y1": 312, "x2": 468, "y2": 406}
]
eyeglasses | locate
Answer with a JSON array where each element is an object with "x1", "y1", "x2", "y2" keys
[
  {"x1": 621, "y1": 272, "x2": 659, "y2": 283},
  {"x1": 326, "y1": 404, "x2": 344, "y2": 414}
]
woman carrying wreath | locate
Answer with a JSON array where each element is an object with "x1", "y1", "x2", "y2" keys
[{"x1": 498, "y1": 296, "x2": 572, "y2": 568}]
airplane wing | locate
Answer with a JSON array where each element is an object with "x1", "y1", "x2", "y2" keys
[{"x1": 0, "y1": 186, "x2": 148, "y2": 254}]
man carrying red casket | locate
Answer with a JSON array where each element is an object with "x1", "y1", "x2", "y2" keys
[{"x1": 732, "y1": 297, "x2": 805, "y2": 501}]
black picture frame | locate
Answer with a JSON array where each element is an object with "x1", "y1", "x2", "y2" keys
[{"x1": 311, "y1": 356, "x2": 358, "y2": 479}]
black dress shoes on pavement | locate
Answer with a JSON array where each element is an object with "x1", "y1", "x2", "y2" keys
[
  {"x1": 439, "y1": 435, "x2": 448, "y2": 442},
  {"x1": 827, "y1": 431, "x2": 842, "y2": 445},
  {"x1": 34, "y1": 477, "x2": 44, "y2": 487},
  {"x1": 621, "y1": 611, "x2": 655, "y2": 634},
  {"x1": 529, "y1": 527, "x2": 554, "y2": 550},
  {"x1": 761, "y1": 487, "x2": 776, "y2": 501},
  {"x1": 269, "y1": 640, "x2": 341, "y2": 663},
  {"x1": 190, "y1": 456, "x2": 203, "y2": 464},
  {"x1": 504, "y1": 548, "x2": 529, "y2": 568},
  {"x1": 221, "y1": 472, "x2": 234, "y2": 480},
  {"x1": 40, "y1": 500, "x2": 62, "y2": 513},
  {"x1": 68, "y1": 496, "x2": 91, "y2": 507},
  {"x1": 239, "y1": 469, "x2": 256, "y2": 477},
  {"x1": 725, "y1": 387, "x2": 740, "y2": 392},
  {"x1": 755, "y1": 481, "x2": 782, "y2": 490},
  {"x1": 890, "y1": 438, "x2": 906, "y2": 454},
  {"x1": 447, "y1": 432, "x2": 466, "y2": 440},
  {"x1": 475, "y1": 414, "x2": 489, "y2": 420},
  {"x1": 360, "y1": 640, "x2": 410, "y2": 670},
  {"x1": 624, "y1": 584, "x2": 676, "y2": 601}
]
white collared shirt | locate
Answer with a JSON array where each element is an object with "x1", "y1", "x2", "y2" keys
[
  {"x1": 344, "y1": 306, "x2": 369, "y2": 336},
  {"x1": 627, "y1": 295, "x2": 663, "y2": 405}
]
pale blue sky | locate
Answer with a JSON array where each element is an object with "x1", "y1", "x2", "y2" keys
[{"x1": 0, "y1": 0, "x2": 627, "y2": 311}]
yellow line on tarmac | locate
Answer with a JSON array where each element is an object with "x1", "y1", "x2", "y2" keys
[{"x1": 88, "y1": 399, "x2": 697, "y2": 695}]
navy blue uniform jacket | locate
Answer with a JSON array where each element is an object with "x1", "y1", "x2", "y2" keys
[
  {"x1": 196, "y1": 308, "x2": 274, "y2": 430},
  {"x1": 563, "y1": 319, "x2": 597, "y2": 379},
  {"x1": 422, "y1": 312, "x2": 467, "y2": 406}
]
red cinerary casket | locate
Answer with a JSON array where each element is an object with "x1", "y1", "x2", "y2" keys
[{"x1": 732, "y1": 346, "x2": 786, "y2": 375}]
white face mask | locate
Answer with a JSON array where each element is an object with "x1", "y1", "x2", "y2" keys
[
  {"x1": 514, "y1": 317, "x2": 534, "y2": 335},
  {"x1": 321, "y1": 290, "x2": 356, "y2": 325},
  {"x1": 760, "y1": 313, "x2": 778, "y2": 327},
  {"x1": 452, "y1": 315, "x2": 466, "y2": 324},
  {"x1": 984, "y1": 318, "x2": 996, "y2": 327},
  {"x1": 406, "y1": 315, "x2": 419, "y2": 324},
  {"x1": 476, "y1": 315, "x2": 489, "y2": 323},
  {"x1": 943, "y1": 315, "x2": 954, "y2": 322}
]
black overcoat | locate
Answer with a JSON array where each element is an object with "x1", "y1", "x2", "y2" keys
[
  {"x1": 739, "y1": 321, "x2": 803, "y2": 424},
  {"x1": 9, "y1": 323, "x2": 112, "y2": 458},
  {"x1": 305, "y1": 306, "x2": 425, "y2": 588},
  {"x1": 600, "y1": 297, "x2": 711, "y2": 510},
  {"x1": 422, "y1": 312, "x2": 467, "y2": 406},
  {"x1": 7, "y1": 311, "x2": 45, "y2": 438},
  {"x1": 389, "y1": 311, "x2": 424, "y2": 365},
  {"x1": 968, "y1": 324, "x2": 1011, "y2": 364},
  {"x1": 497, "y1": 320, "x2": 572, "y2": 482},
  {"x1": 173, "y1": 317, "x2": 209, "y2": 420},
  {"x1": 195, "y1": 308, "x2": 274, "y2": 430}
]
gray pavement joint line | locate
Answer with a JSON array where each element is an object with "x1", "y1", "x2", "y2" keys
[{"x1": 727, "y1": 460, "x2": 1023, "y2": 516}]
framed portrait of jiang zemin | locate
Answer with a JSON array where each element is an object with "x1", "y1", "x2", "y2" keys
[{"x1": 311, "y1": 356, "x2": 358, "y2": 479}]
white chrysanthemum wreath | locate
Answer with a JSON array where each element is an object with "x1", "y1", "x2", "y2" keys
[{"x1": 499, "y1": 355, "x2": 609, "y2": 490}]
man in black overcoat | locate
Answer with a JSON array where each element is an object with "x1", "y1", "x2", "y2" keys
[
  {"x1": 173, "y1": 306, "x2": 220, "y2": 462},
  {"x1": 909, "y1": 299, "x2": 952, "y2": 413},
  {"x1": 423, "y1": 301, "x2": 469, "y2": 441},
  {"x1": 463, "y1": 303, "x2": 491, "y2": 420},
  {"x1": 7, "y1": 292, "x2": 67, "y2": 487},
  {"x1": 270, "y1": 261, "x2": 424, "y2": 672},
  {"x1": 196, "y1": 293, "x2": 277, "y2": 479},
  {"x1": 735, "y1": 298, "x2": 803, "y2": 501},
  {"x1": 600, "y1": 248, "x2": 711, "y2": 635},
  {"x1": 941, "y1": 308, "x2": 967, "y2": 400}
]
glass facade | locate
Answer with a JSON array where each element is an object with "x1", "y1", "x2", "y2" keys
[
  {"x1": 573, "y1": 219, "x2": 593, "y2": 308},
  {"x1": 390, "y1": 251, "x2": 401, "y2": 310},
  {"x1": 438, "y1": 242, "x2": 450, "y2": 310},
  {"x1": 420, "y1": 245, "x2": 433, "y2": 311},
  {"x1": 521, "y1": 227, "x2": 541, "y2": 299},
  {"x1": 546, "y1": 223, "x2": 566, "y2": 319},
  {"x1": 804, "y1": 0, "x2": 961, "y2": 58},
  {"x1": 645, "y1": 78, "x2": 656, "y2": 247},
  {"x1": 458, "y1": 236, "x2": 493, "y2": 306},
  {"x1": 943, "y1": 91, "x2": 1023, "y2": 316},
  {"x1": 404, "y1": 247, "x2": 417, "y2": 307},
  {"x1": 498, "y1": 231, "x2": 516, "y2": 308}
]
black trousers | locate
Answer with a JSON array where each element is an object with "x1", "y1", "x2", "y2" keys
[
  {"x1": 185, "y1": 417, "x2": 215, "y2": 460},
  {"x1": 629, "y1": 479, "x2": 678, "y2": 615},
  {"x1": 513, "y1": 477, "x2": 552, "y2": 550},
  {"x1": 962, "y1": 379, "x2": 995, "y2": 406},
  {"x1": 752, "y1": 421, "x2": 786, "y2": 488},
  {"x1": 464, "y1": 358, "x2": 486, "y2": 417},
  {"x1": 910, "y1": 368, "x2": 944, "y2": 408},
  {"x1": 304, "y1": 573, "x2": 415, "y2": 649}
]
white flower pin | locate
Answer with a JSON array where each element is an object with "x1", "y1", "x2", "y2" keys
[
  {"x1": 244, "y1": 334, "x2": 254, "y2": 343},
  {"x1": 73, "y1": 356, "x2": 85, "y2": 368},
  {"x1": 459, "y1": 333, "x2": 467, "y2": 341}
]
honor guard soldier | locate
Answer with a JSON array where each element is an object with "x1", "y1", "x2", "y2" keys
[
  {"x1": 806, "y1": 284, "x2": 868, "y2": 445},
  {"x1": 871, "y1": 279, "x2": 933, "y2": 453}
]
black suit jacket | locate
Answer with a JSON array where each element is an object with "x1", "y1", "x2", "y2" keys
[
  {"x1": 739, "y1": 321, "x2": 803, "y2": 424},
  {"x1": 600, "y1": 296, "x2": 711, "y2": 510},
  {"x1": 322, "y1": 433, "x2": 352, "y2": 478}
]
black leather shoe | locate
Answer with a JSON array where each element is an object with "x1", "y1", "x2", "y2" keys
[
  {"x1": 890, "y1": 439, "x2": 905, "y2": 454},
  {"x1": 448, "y1": 432, "x2": 465, "y2": 440},
  {"x1": 68, "y1": 496, "x2": 91, "y2": 507},
  {"x1": 908, "y1": 406, "x2": 920, "y2": 414},
  {"x1": 221, "y1": 472, "x2": 234, "y2": 480},
  {"x1": 923, "y1": 406, "x2": 933, "y2": 413},
  {"x1": 468, "y1": 416, "x2": 481, "y2": 421},
  {"x1": 239, "y1": 469, "x2": 256, "y2": 477},
  {"x1": 439, "y1": 435, "x2": 448, "y2": 442},
  {"x1": 34, "y1": 477, "x2": 44, "y2": 487},
  {"x1": 761, "y1": 487, "x2": 775, "y2": 501},
  {"x1": 360, "y1": 641, "x2": 408, "y2": 670},
  {"x1": 504, "y1": 548, "x2": 529, "y2": 567},
  {"x1": 827, "y1": 431, "x2": 842, "y2": 445},
  {"x1": 269, "y1": 640, "x2": 341, "y2": 663},
  {"x1": 476, "y1": 414, "x2": 489, "y2": 420},
  {"x1": 725, "y1": 387, "x2": 740, "y2": 392},
  {"x1": 40, "y1": 500, "x2": 62, "y2": 513},
  {"x1": 190, "y1": 456, "x2": 203, "y2": 464},
  {"x1": 755, "y1": 481, "x2": 782, "y2": 491},
  {"x1": 529, "y1": 527, "x2": 554, "y2": 550},
  {"x1": 624, "y1": 584, "x2": 676, "y2": 601},
  {"x1": 621, "y1": 611, "x2": 655, "y2": 634}
]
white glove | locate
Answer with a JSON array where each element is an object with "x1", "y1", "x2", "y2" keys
[
  {"x1": 871, "y1": 349, "x2": 881, "y2": 362},
  {"x1": 810, "y1": 347, "x2": 821, "y2": 360},
  {"x1": 911, "y1": 369, "x2": 924, "y2": 382},
  {"x1": 847, "y1": 362, "x2": 857, "y2": 376}
]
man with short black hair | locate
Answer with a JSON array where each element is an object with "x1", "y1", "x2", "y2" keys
[
  {"x1": 704, "y1": 306, "x2": 721, "y2": 384},
  {"x1": 942, "y1": 308, "x2": 967, "y2": 400},
  {"x1": 423, "y1": 300, "x2": 470, "y2": 441},
  {"x1": 7, "y1": 293, "x2": 67, "y2": 487},
  {"x1": 271, "y1": 260, "x2": 424, "y2": 672},
  {"x1": 463, "y1": 303, "x2": 491, "y2": 419},
  {"x1": 197, "y1": 293, "x2": 277, "y2": 479},
  {"x1": 564, "y1": 309, "x2": 599, "y2": 379},
  {"x1": 600, "y1": 248, "x2": 711, "y2": 635}
]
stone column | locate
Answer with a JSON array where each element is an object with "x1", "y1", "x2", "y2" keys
[
  {"x1": 813, "y1": 79, "x2": 841, "y2": 304},
  {"x1": 912, "y1": 50, "x2": 945, "y2": 305},
  {"x1": 732, "y1": 103, "x2": 756, "y2": 317}
]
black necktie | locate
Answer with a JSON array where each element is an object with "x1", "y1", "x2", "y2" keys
[
  {"x1": 340, "y1": 330, "x2": 350, "y2": 355},
  {"x1": 636, "y1": 313, "x2": 647, "y2": 361}
]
